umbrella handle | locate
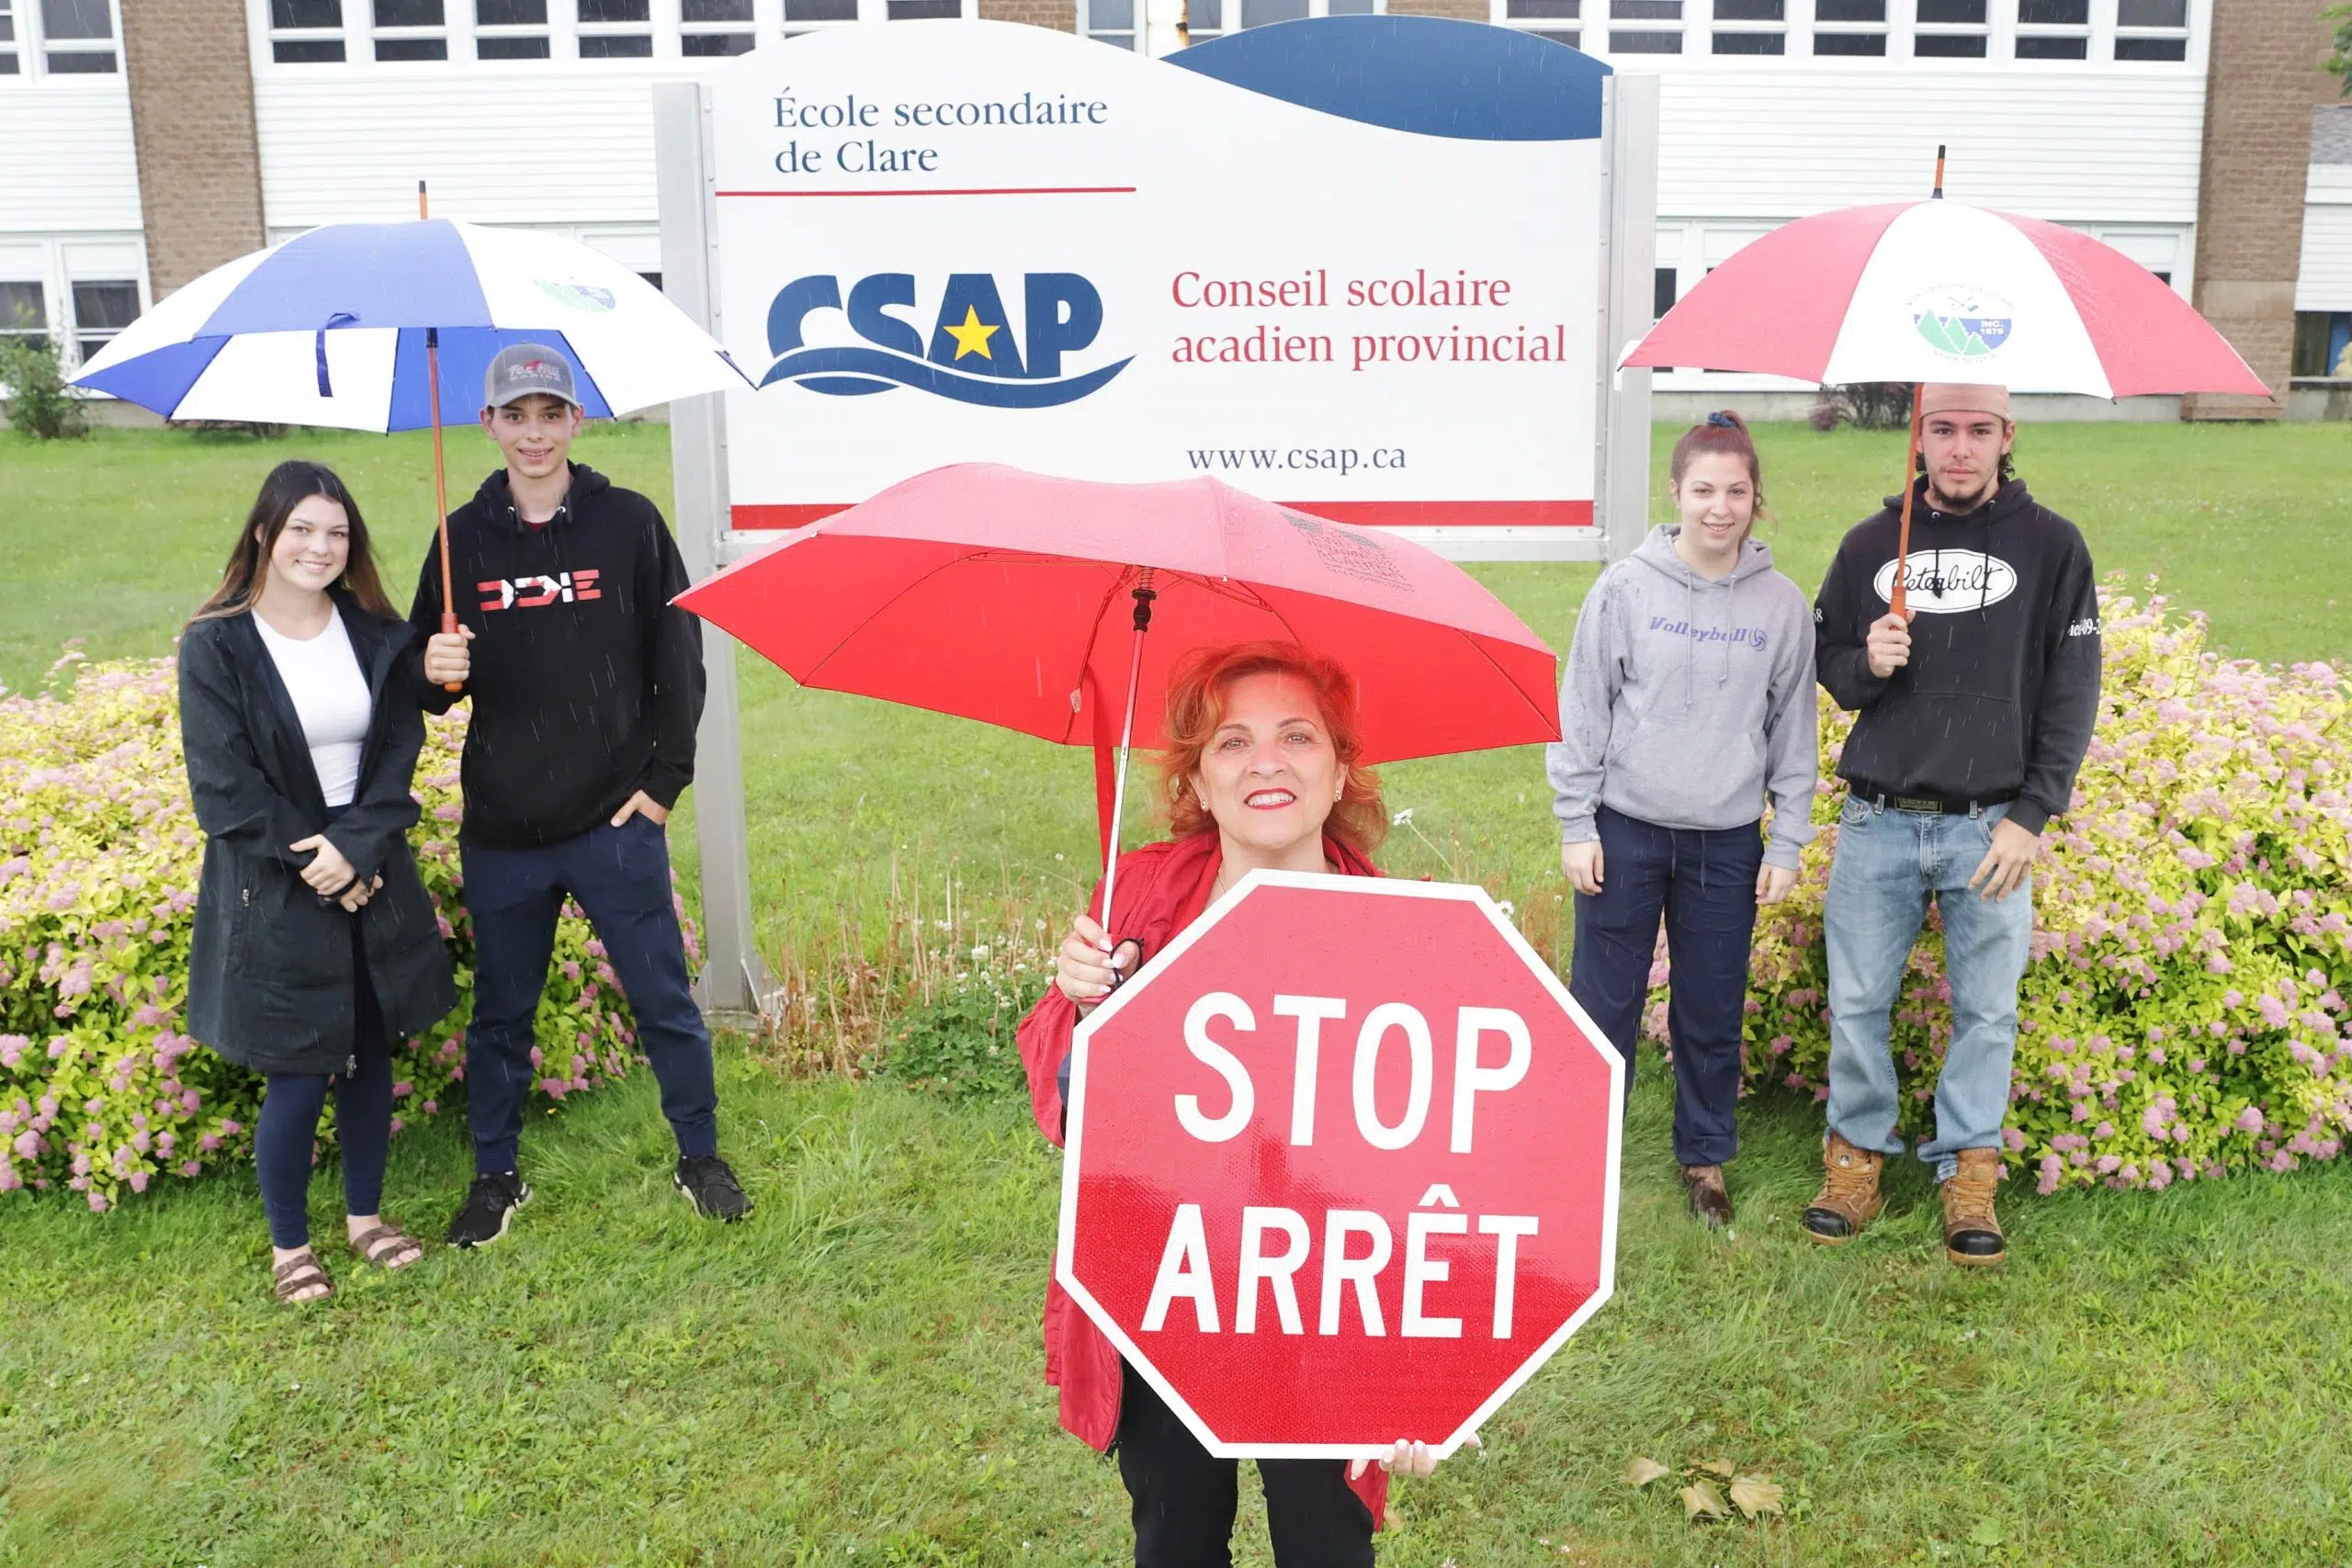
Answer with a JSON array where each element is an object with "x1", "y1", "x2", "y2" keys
[
  {"x1": 428, "y1": 324, "x2": 462, "y2": 694},
  {"x1": 1891, "y1": 381, "x2": 1921, "y2": 625}
]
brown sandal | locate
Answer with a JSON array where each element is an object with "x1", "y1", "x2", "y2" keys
[
  {"x1": 350, "y1": 1224, "x2": 426, "y2": 1270},
  {"x1": 272, "y1": 1249, "x2": 334, "y2": 1304}
]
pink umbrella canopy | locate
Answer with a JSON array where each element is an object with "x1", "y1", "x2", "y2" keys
[
  {"x1": 680, "y1": 464, "x2": 1559, "y2": 766},
  {"x1": 1623, "y1": 198, "x2": 2269, "y2": 398}
]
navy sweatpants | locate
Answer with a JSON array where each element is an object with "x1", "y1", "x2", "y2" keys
[
  {"x1": 460, "y1": 816, "x2": 718, "y2": 1177},
  {"x1": 1568, "y1": 805, "x2": 1763, "y2": 1168}
]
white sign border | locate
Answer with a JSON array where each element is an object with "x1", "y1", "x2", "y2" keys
[{"x1": 1053, "y1": 866, "x2": 1625, "y2": 1462}]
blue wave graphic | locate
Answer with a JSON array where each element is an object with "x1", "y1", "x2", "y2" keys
[{"x1": 761, "y1": 345, "x2": 1132, "y2": 407}]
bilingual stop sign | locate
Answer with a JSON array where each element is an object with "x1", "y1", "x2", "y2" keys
[{"x1": 1057, "y1": 870, "x2": 1623, "y2": 1460}]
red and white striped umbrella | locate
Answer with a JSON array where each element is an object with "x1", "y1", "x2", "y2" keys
[{"x1": 1623, "y1": 199, "x2": 2268, "y2": 398}]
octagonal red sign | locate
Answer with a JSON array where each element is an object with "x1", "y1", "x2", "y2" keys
[{"x1": 1057, "y1": 870, "x2": 1623, "y2": 1460}]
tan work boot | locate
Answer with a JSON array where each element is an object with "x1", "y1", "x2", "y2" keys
[
  {"x1": 1941, "y1": 1147, "x2": 2007, "y2": 1266},
  {"x1": 1802, "y1": 1132, "x2": 1885, "y2": 1245}
]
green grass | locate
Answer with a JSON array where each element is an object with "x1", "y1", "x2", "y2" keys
[{"x1": 4, "y1": 419, "x2": 2351, "y2": 1565}]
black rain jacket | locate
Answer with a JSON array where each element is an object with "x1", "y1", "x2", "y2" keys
[{"x1": 178, "y1": 596, "x2": 458, "y2": 1076}]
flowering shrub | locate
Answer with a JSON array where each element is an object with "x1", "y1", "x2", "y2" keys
[
  {"x1": 1657, "y1": 588, "x2": 2352, "y2": 1192},
  {"x1": 0, "y1": 654, "x2": 683, "y2": 1210}
]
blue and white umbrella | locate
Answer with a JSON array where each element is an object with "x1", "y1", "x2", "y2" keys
[{"x1": 72, "y1": 218, "x2": 746, "y2": 427}]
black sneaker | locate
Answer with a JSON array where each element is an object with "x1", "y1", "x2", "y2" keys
[
  {"x1": 675, "y1": 1155, "x2": 752, "y2": 1222},
  {"x1": 447, "y1": 1171, "x2": 531, "y2": 1248}
]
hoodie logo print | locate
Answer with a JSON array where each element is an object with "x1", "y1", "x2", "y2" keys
[
  {"x1": 1647, "y1": 615, "x2": 1769, "y2": 651},
  {"x1": 478, "y1": 570, "x2": 603, "y2": 612},
  {"x1": 1871, "y1": 551, "x2": 2018, "y2": 615}
]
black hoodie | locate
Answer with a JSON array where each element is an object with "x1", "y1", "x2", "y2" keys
[
  {"x1": 408, "y1": 463, "x2": 704, "y2": 849},
  {"x1": 1813, "y1": 477, "x2": 2099, "y2": 835}
]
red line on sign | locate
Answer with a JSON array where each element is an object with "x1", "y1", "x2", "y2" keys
[
  {"x1": 715, "y1": 186, "x2": 1138, "y2": 197},
  {"x1": 730, "y1": 500, "x2": 1598, "y2": 530}
]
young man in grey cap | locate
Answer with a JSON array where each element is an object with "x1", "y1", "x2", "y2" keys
[
  {"x1": 414, "y1": 342, "x2": 751, "y2": 1246},
  {"x1": 1804, "y1": 383, "x2": 2099, "y2": 1266}
]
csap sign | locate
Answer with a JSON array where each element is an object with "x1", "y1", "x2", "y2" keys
[
  {"x1": 761, "y1": 270, "x2": 1133, "y2": 407},
  {"x1": 1059, "y1": 871, "x2": 1622, "y2": 1459}
]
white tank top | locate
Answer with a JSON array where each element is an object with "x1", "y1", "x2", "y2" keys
[{"x1": 254, "y1": 608, "x2": 371, "y2": 808}]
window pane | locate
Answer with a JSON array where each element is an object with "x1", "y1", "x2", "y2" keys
[
  {"x1": 1190, "y1": 0, "x2": 1219, "y2": 27},
  {"x1": 2115, "y1": 0, "x2": 2183, "y2": 23},
  {"x1": 2113, "y1": 34, "x2": 2184, "y2": 59},
  {"x1": 783, "y1": 0, "x2": 854, "y2": 18},
  {"x1": 1506, "y1": 0, "x2": 1578, "y2": 16},
  {"x1": 0, "y1": 54, "x2": 17, "y2": 72},
  {"x1": 2016, "y1": 34, "x2": 2084, "y2": 57},
  {"x1": 273, "y1": 0, "x2": 344, "y2": 25},
  {"x1": 576, "y1": 0, "x2": 646, "y2": 17},
  {"x1": 477, "y1": 32, "x2": 548, "y2": 52},
  {"x1": 1239, "y1": 0, "x2": 1307, "y2": 24},
  {"x1": 1814, "y1": 0, "x2": 1880, "y2": 18},
  {"x1": 1610, "y1": 0, "x2": 1676, "y2": 16},
  {"x1": 1653, "y1": 267, "x2": 1675, "y2": 320},
  {"x1": 576, "y1": 29, "x2": 647, "y2": 51},
  {"x1": 40, "y1": 0, "x2": 110, "y2": 39},
  {"x1": 1813, "y1": 29, "x2": 1883, "y2": 51},
  {"x1": 1521, "y1": 27, "x2": 1577, "y2": 44},
  {"x1": 1327, "y1": 0, "x2": 1374, "y2": 14},
  {"x1": 45, "y1": 49, "x2": 117, "y2": 69},
  {"x1": 0, "y1": 281, "x2": 46, "y2": 331},
  {"x1": 373, "y1": 35, "x2": 447, "y2": 54},
  {"x1": 1713, "y1": 0, "x2": 1779, "y2": 18},
  {"x1": 374, "y1": 0, "x2": 443, "y2": 23},
  {"x1": 1913, "y1": 0, "x2": 1982, "y2": 22},
  {"x1": 682, "y1": 29, "x2": 752, "y2": 50},
  {"x1": 1610, "y1": 28, "x2": 1679, "y2": 49},
  {"x1": 2017, "y1": 0, "x2": 2084, "y2": 22},
  {"x1": 1091, "y1": 0, "x2": 1132, "y2": 27},
  {"x1": 1713, "y1": 28, "x2": 1781, "y2": 51},
  {"x1": 274, "y1": 37, "x2": 346, "y2": 57},
  {"x1": 476, "y1": 0, "x2": 545, "y2": 20},
  {"x1": 1913, "y1": 31, "x2": 1984, "y2": 54},
  {"x1": 681, "y1": 0, "x2": 750, "y2": 17},
  {"x1": 72, "y1": 281, "x2": 139, "y2": 331},
  {"x1": 886, "y1": 0, "x2": 957, "y2": 16}
]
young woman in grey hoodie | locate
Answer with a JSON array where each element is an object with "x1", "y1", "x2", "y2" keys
[{"x1": 1547, "y1": 412, "x2": 1818, "y2": 1227}]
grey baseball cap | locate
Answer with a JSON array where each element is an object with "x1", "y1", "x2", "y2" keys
[{"x1": 483, "y1": 342, "x2": 581, "y2": 411}]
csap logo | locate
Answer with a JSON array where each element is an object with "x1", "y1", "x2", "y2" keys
[{"x1": 761, "y1": 272, "x2": 1132, "y2": 407}]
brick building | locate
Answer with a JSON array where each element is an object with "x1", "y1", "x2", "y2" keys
[{"x1": 1, "y1": 0, "x2": 2342, "y2": 417}]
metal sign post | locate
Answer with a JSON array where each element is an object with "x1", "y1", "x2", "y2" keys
[
  {"x1": 655, "y1": 78, "x2": 775, "y2": 1021},
  {"x1": 1595, "y1": 73, "x2": 1658, "y2": 566}
]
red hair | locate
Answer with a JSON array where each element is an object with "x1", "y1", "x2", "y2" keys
[{"x1": 1158, "y1": 641, "x2": 1386, "y2": 856}]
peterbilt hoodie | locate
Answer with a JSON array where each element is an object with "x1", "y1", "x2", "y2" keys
[
  {"x1": 408, "y1": 463, "x2": 705, "y2": 849},
  {"x1": 1547, "y1": 525, "x2": 1820, "y2": 871},
  {"x1": 1813, "y1": 476, "x2": 2100, "y2": 835}
]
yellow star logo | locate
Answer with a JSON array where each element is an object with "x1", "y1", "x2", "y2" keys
[{"x1": 942, "y1": 304, "x2": 1000, "y2": 361}]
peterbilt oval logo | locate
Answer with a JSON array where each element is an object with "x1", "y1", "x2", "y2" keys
[{"x1": 1871, "y1": 550, "x2": 2018, "y2": 614}]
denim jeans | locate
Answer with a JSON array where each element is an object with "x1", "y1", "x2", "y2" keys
[
  {"x1": 460, "y1": 817, "x2": 718, "y2": 1178},
  {"x1": 1569, "y1": 806, "x2": 1763, "y2": 1168},
  {"x1": 1823, "y1": 795, "x2": 2033, "y2": 1181}
]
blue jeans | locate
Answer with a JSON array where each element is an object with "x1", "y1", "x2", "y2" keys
[
  {"x1": 1569, "y1": 806, "x2": 1763, "y2": 1168},
  {"x1": 460, "y1": 817, "x2": 718, "y2": 1178},
  {"x1": 1823, "y1": 796, "x2": 2033, "y2": 1181}
]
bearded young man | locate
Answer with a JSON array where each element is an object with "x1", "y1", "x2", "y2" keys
[{"x1": 1803, "y1": 383, "x2": 2100, "y2": 1266}]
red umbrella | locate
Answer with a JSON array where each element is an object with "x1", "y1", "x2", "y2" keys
[
  {"x1": 677, "y1": 464, "x2": 1558, "y2": 927},
  {"x1": 1622, "y1": 152, "x2": 2268, "y2": 617}
]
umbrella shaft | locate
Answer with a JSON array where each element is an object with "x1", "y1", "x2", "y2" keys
[{"x1": 1099, "y1": 614, "x2": 1148, "y2": 938}]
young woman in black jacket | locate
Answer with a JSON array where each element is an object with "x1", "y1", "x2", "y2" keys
[{"x1": 180, "y1": 461, "x2": 458, "y2": 1303}]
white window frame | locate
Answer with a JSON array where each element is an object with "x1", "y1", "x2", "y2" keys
[
  {"x1": 2010, "y1": 0, "x2": 2090, "y2": 61},
  {"x1": 1, "y1": 0, "x2": 122, "y2": 81},
  {"x1": 368, "y1": 0, "x2": 451, "y2": 61},
  {"x1": 1495, "y1": 0, "x2": 2203, "y2": 65},
  {"x1": 2111, "y1": 0, "x2": 2187, "y2": 62},
  {"x1": 265, "y1": 0, "x2": 352, "y2": 62},
  {"x1": 782, "y1": 0, "x2": 976, "y2": 39},
  {"x1": 1077, "y1": 0, "x2": 1137, "y2": 50},
  {"x1": 0, "y1": 0, "x2": 21, "y2": 75},
  {"x1": 472, "y1": 0, "x2": 554, "y2": 59},
  {"x1": 679, "y1": 0, "x2": 756, "y2": 56}
]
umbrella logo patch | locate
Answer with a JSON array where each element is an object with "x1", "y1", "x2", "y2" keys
[
  {"x1": 1871, "y1": 550, "x2": 2018, "y2": 614},
  {"x1": 1908, "y1": 285, "x2": 2013, "y2": 360},
  {"x1": 537, "y1": 279, "x2": 618, "y2": 313},
  {"x1": 761, "y1": 271, "x2": 1132, "y2": 407}
]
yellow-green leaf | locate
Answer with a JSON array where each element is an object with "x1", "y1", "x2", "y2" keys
[
  {"x1": 1679, "y1": 1479, "x2": 1729, "y2": 1521},
  {"x1": 1623, "y1": 1456, "x2": 1671, "y2": 1487},
  {"x1": 1729, "y1": 1475, "x2": 1784, "y2": 1518},
  {"x1": 1693, "y1": 1456, "x2": 1736, "y2": 1480}
]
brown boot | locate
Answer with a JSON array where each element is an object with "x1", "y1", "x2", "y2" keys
[
  {"x1": 1803, "y1": 1133, "x2": 1884, "y2": 1245},
  {"x1": 1941, "y1": 1148, "x2": 2007, "y2": 1266},
  {"x1": 1679, "y1": 1164, "x2": 1733, "y2": 1228}
]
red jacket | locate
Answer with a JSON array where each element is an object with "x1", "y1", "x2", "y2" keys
[{"x1": 1015, "y1": 831, "x2": 1389, "y2": 1528}]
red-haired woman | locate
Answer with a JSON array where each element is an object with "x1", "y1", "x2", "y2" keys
[{"x1": 1016, "y1": 641, "x2": 1437, "y2": 1567}]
